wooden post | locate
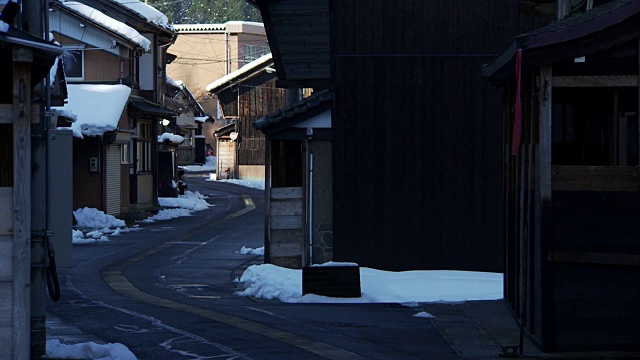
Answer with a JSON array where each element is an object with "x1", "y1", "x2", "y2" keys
[
  {"x1": 264, "y1": 139, "x2": 271, "y2": 264},
  {"x1": 12, "y1": 46, "x2": 33, "y2": 360},
  {"x1": 538, "y1": 65, "x2": 554, "y2": 350}
]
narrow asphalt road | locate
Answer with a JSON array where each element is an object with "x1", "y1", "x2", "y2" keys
[{"x1": 47, "y1": 173, "x2": 462, "y2": 360}]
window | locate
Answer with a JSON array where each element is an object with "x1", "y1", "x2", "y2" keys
[
  {"x1": 63, "y1": 45, "x2": 85, "y2": 80},
  {"x1": 552, "y1": 88, "x2": 638, "y2": 166},
  {"x1": 243, "y1": 44, "x2": 269, "y2": 63},
  {"x1": 136, "y1": 122, "x2": 152, "y2": 172},
  {"x1": 121, "y1": 143, "x2": 130, "y2": 164}
]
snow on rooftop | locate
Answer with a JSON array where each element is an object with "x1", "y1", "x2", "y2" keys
[
  {"x1": 107, "y1": 0, "x2": 173, "y2": 30},
  {"x1": 54, "y1": 84, "x2": 131, "y2": 138},
  {"x1": 59, "y1": 1, "x2": 151, "y2": 51},
  {"x1": 205, "y1": 53, "x2": 273, "y2": 92}
]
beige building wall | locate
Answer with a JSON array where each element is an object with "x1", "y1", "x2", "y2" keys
[{"x1": 167, "y1": 22, "x2": 269, "y2": 151}]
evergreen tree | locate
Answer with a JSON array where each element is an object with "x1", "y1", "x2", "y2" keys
[{"x1": 149, "y1": 0, "x2": 262, "y2": 24}]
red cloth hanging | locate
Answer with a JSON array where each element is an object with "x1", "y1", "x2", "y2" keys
[{"x1": 511, "y1": 49, "x2": 523, "y2": 155}]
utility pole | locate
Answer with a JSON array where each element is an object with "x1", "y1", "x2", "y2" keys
[{"x1": 21, "y1": 0, "x2": 49, "y2": 357}]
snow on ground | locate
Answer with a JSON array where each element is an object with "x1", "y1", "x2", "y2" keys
[
  {"x1": 236, "y1": 264, "x2": 503, "y2": 304},
  {"x1": 46, "y1": 339, "x2": 136, "y2": 360},
  {"x1": 239, "y1": 246, "x2": 264, "y2": 255},
  {"x1": 73, "y1": 192, "x2": 210, "y2": 242},
  {"x1": 158, "y1": 190, "x2": 210, "y2": 211},
  {"x1": 179, "y1": 156, "x2": 216, "y2": 172},
  {"x1": 206, "y1": 175, "x2": 265, "y2": 190}
]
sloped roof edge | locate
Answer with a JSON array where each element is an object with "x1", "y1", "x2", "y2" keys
[{"x1": 254, "y1": 89, "x2": 332, "y2": 132}]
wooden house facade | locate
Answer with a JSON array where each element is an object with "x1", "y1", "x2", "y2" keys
[
  {"x1": 77, "y1": 0, "x2": 176, "y2": 209},
  {"x1": 254, "y1": 90, "x2": 333, "y2": 268},
  {"x1": 483, "y1": 0, "x2": 640, "y2": 352},
  {"x1": 207, "y1": 54, "x2": 287, "y2": 181},
  {"x1": 50, "y1": 0, "x2": 154, "y2": 215}
]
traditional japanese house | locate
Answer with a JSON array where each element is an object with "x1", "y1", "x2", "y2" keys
[
  {"x1": 77, "y1": 0, "x2": 176, "y2": 210},
  {"x1": 250, "y1": 0, "x2": 550, "y2": 272},
  {"x1": 206, "y1": 53, "x2": 287, "y2": 181},
  {"x1": 50, "y1": 0, "x2": 151, "y2": 216},
  {"x1": 483, "y1": 0, "x2": 640, "y2": 351},
  {"x1": 254, "y1": 89, "x2": 332, "y2": 268}
]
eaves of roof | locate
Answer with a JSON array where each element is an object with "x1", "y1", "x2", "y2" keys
[
  {"x1": 206, "y1": 53, "x2": 274, "y2": 94},
  {"x1": 129, "y1": 95, "x2": 177, "y2": 118},
  {"x1": 253, "y1": 89, "x2": 332, "y2": 133},
  {"x1": 482, "y1": 0, "x2": 640, "y2": 82},
  {"x1": 52, "y1": 2, "x2": 143, "y2": 51},
  {"x1": 214, "y1": 122, "x2": 236, "y2": 137}
]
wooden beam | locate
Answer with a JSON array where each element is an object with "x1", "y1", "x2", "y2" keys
[
  {"x1": 12, "y1": 47, "x2": 32, "y2": 360},
  {"x1": 552, "y1": 75, "x2": 639, "y2": 88},
  {"x1": 539, "y1": 67, "x2": 552, "y2": 201},
  {"x1": 0, "y1": 105, "x2": 39, "y2": 124},
  {"x1": 552, "y1": 165, "x2": 640, "y2": 191},
  {"x1": 538, "y1": 66, "x2": 554, "y2": 350},
  {"x1": 548, "y1": 251, "x2": 640, "y2": 266}
]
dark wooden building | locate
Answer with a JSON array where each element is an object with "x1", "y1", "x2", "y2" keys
[
  {"x1": 207, "y1": 54, "x2": 287, "y2": 181},
  {"x1": 250, "y1": 0, "x2": 551, "y2": 272},
  {"x1": 483, "y1": 0, "x2": 640, "y2": 351},
  {"x1": 329, "y1": 1, "x2": 552, "y2": 272}
]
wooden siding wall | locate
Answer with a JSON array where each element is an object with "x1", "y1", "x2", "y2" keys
[
  {"x1": 269, "y1": 187, "x2": 304, "y2": 268},
  {"x1": 266, "y1": 0, "x2": 330, "y2": 81},
  {"x1": 56, "y1": 35, "x2": 122, "y2": 81},
  {"x1": 504, "y1": 65, "x2": 640, "y2": 350},
  {"x1": 332, "y1": 1, "x2": 551, "y2": 272},
  {"x1": 220, "y1": 74, "x2": 286, "y2": 168}
]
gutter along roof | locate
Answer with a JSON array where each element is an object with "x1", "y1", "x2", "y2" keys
[{"x1": 482, "y1": 0, "x2": 640, "y2": 82}]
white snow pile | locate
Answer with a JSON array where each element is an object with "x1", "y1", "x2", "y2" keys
[
  {"x1": 158, "y1": 191, "x2": 210, "y2": 211},
  {"x1": 413, "y1": 311, "x2": 435, "y2": 318},
  {"x1": 74, "y1": 207, "x2": 125, "y2": 228},
  {"x1": 179, "y1": 156, "x2": 217, "y2": 172},
  {"x1": 58, "y1": 1, "x2": 151, "y2": 51},
  {"x1": 46, "y1": 339, "x2": 136, "y2": 360},
  {"x1": 55, "y1": 84, "x2": 132, "y2": 138},
  {"x1": 206, "y1": 177, "x2": 265, "y2": 190},
  {"x1": 140, "y1": 208, "x2": 192, "y2": 223},
  {"x1": 108, "y1": 0, "x2": 172, "y2": 30},
  {"x1": 72, "y1": 208, "x2": 141, "y2": 244},
  {"x1": 239, "y1": 246, "x2": 264, "y2": 255},
  {"x1": 158, "y1": 132, "x2": 184, "y2": 144},
  {"x1": 236, "y1": 264, "x2": 503, "y2": 304}
]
